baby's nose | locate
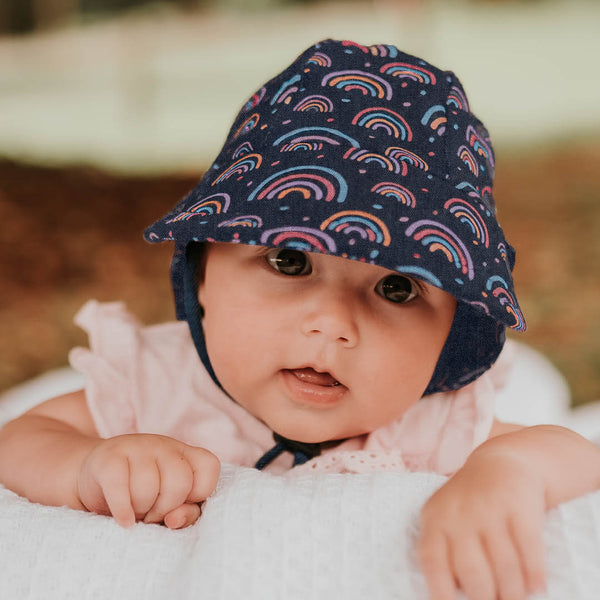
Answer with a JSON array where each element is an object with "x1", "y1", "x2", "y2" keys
[{"x1": 299, "y1": 295, "x2": 359, "y2": 348}]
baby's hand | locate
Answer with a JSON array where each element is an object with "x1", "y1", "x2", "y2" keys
[
  {"x1": 77, "y1": 434, "x2": 220, "y2": 529},
  {"x1": 418, "y1": 448, "x2": 547, "y2": 600}
]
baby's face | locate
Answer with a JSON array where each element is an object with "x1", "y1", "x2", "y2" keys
[{"x1": 198, "y1": 243, "x2": 456, "y2": 443}]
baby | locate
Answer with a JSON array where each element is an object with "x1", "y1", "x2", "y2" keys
[{"x1": 1, "y1": 39, "x2": 599, "y2": 600}]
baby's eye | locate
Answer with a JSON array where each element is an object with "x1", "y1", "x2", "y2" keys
[
  {"x1": 375, "y1": 274, "x2": 420, "y2": 304},
  {"x1": 265, "y1": 248, "x2": 312, "y2": 276}
]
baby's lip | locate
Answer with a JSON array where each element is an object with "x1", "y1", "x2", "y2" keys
[
  {"x1": 281, "y1": 365, "x2": 348, "y2": 407},
  {"x1": 284, "y1": 365, "x2": 345, "y2": 388}
]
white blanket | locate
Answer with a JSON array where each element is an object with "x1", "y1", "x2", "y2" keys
[
  {"x1": 1, "y1": 464, "x2": 600, "y2": 600},
  {"x1": 1, "y1": 355, "x2": 600, "y2": 599}
]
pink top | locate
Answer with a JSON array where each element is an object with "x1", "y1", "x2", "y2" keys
[{"x1": 69, "y1": 301, "x2": 508, "y2": 476}]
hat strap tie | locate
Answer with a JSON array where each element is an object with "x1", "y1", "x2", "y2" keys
[{"x1": 255, "y1": 433, "x2": 322, "y2": 470}]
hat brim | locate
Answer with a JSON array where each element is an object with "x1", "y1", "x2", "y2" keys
[{"x1": 145, "y1": 146, "x2": 524, "y2": 332}]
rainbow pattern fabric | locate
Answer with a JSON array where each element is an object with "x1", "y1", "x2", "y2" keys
[{"x1": 145, "y1": 39, "x2": 526, "y2": 392}]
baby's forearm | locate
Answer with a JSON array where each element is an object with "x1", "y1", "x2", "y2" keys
[
  {"x1": 0, "y1": 414, "x2": 99, "y2": 509},
  {"x1": 475, "y1": 424, "x2": 600, "y2": 508}
]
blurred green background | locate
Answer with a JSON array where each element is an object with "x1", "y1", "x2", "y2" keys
[{"x1": 0, "y1": 0, "x2": 598, "y2": 406}]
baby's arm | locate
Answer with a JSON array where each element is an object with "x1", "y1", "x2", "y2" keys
[
  {"x1": 0, "y1": 391, "x2": 220, "y2": 528},
  {"x1": 418, "y1": 422, "x2": 600, "y2": 600}
]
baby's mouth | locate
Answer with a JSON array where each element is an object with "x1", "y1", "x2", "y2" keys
[
  {"x1": 286, "y1": 367, "x2": 342, "y2": 387},
  {"x1": 281, "y1": 366, "x2": 347, "y2": 406}
]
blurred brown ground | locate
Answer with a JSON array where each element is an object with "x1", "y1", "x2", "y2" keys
[{"x1": 1, "y1": 140, "x2": 599, "y2": 405}]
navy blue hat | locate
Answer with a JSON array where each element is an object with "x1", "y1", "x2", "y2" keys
[{"x1": 145, "y1": 39, "x2": 526, "y2": 394}]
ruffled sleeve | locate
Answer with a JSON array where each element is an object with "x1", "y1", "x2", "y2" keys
[
  {"x1": 68, "y1": 301, "x2": 274, "y2": 467},
  {"x1": 69, "y1": 301, "x2": 146, "y2": 438}
]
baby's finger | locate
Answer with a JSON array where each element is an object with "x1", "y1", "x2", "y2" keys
[
  {"x1": 128, "y1": 456, "x2": 160, "y2": 519},
  {"x1": 482, "y1": 524, "x2": 526, "y2": 600},
  {"x1": 143, "y1": 452, "x2": 196, "y2": 523},
  {"x1": 181, "y1": 446, "x2": 220, "y2": 503},
  {"x1": 510, "y1": 512, "x2": 547, "y2": 595},
  {"x1": 417, "y1": 531, "x2": 457, "y2": 600},
  {"x1": 97, "y1": 459, "x2": 136, "y2": 528},
  {"x1": 163, "y1": 502, "x2": 202, "y2": 530},
  {"x1": 452, "y1": 537, "x2": 496, "y2": 600}
]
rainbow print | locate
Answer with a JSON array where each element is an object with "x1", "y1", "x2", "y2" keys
[
  {"x1": 497, "y1": 242, "x2": 508, "y2": 262},
  {"x1": 321, "y1": 70, "x2": 393, "y2": 100},
  {"x1": 380, "y1": 62, "x2": 436, "y2": 85},
  {"x1": 405, "y1": 220, "x2": 474, "y2": 280},
  {"x1": 340, "y1": 41, "x2": 399, "y2": 58},
  {"x1": 273, "y1": 126, "x2": 360, "y2": 152},
  {"x1": 279, "y1": 140, "x2": 325, "y2": 152},
  {"x1": 234, "y1": 113, "x2": 260, "y2": 138},
  {"x1": 393, "y1": 266, "x2": 442, "y2": 287},
  {"x1": 320, "y1": 210, "x2": 392, "y2": 246},
  {"x1": 371, "y1": 181, "x2": 416, "y2": 208},
  {"x1": 166, "y1": 193, "x2": 231, "y2": 222},
  {"x1": 341, "y1": 40, "x2": 370, "y2": 53},
  {"x1": 455, "y1": 181, "x2": 481, "y2": 200},
  {"x1": 293, "y1": 95, "x2": 334, "y2": 113},
  {"x1": 248, "y1": 165, "x2": 348, "y2": 204},
  {"x1": 260, "y1": 226, "x2": 337, "y2": 253},
  {"x1": 232, "y1": 141, "x2": 254, "y2": 160},
  {"x1": 466, "y1": 125, "x2": 494, "y2": 168},
  {"x1": 486, "y1": 275, "x2": 510, "y2": 292},
  {"x1": 447, "y1": 85, "x2": 469, "y2": 112},
  {"x1": 467, "y1": 300, "x2": 491, "y2": 316},
  {"x1": 352, "y1": 107, "x2": 413, "y2": 141},
  {"x1": 457, "y1": 145, "x2": 479, "y2": 177},
  {"x1": 270, "y1": 74, "x2": 301, "y2": 106},
  {"x1": 421, "y1": 105, "x2": 447, "y2": 136},
  {"x1": 386, "y1": 147, "x2": 429, "y2": 174},
  {"x1": 217, "y1": 215, "x2": 263, "y2": 229},
  {"x1": 244, "y1": 87, "x2": 266, "y2": 111},
  {"x1": 366, "y1": 44, "x2": 399, "y2": 58},
  {"x1": 480, "y1": 186, "x2": 494, "y2": 211},
  {"x1": 485, "y1": 276, "x2": 525, "y2": 330},
  {"x1": 211, "y1": 153, "x2": 263, "y2": 186},
  {"x1": 444, "y1": 198, "x2": 489, "y2": 247},
  {"x1": 343, "y1": 148, "x2": 399, "y2": 173},
  {"x1": 307, "y1": 52, "x2": 332, "y2": 67}
]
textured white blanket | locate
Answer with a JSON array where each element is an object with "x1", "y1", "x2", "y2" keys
[
  {"x1": 1, "y1": 464, "x2": 600, "y2": 600},
  {"x1": 2, "y1": 355, "x2": 600, "y2": 600}
]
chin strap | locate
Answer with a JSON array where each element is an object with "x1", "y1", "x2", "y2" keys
[{"x1": 254, "y1": 433, "x2": 322, "y2": 470}]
